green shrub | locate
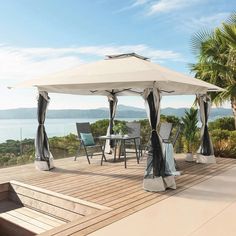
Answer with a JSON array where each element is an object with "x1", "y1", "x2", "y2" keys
[
  {"x1": 49, "y1": 134, "x2": 79, "y2": 158},
  {"x1": 182, "y1": 108, "x2": 198, "y2": 153},
  {"x1": 139, "y1": 119, "x2": 150, "y2": 145},
  {"x1": 209, "y1": 117, "x2": 235, "y2": 131},
  {"x1": 211, "y1": 129, "x2": 236, "y2": 158},
  {"x1": 17, "y1": 155, "x2": 34, "y2": 165},
  {"x1": 91, "y1": 119, "x2": 109, "y2": 137},
  {"x1": 208, "y1": 118, "x2": 236, "y2": 158},
  {"x1": 7, "y1": 157, "x2": 17, "y2": 166},
  {"x1": 229, "y1": 131, "x2": 236, "y2": 157},
  {"x1": 160, "y1": 115, "x2": 181, "y2": 127},
  {"x1": 113, "y1": 122, "x2": 127, "y2": 135}
]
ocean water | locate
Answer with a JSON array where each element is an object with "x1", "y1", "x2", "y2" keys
[{"x1": 0, "y1": 118, "x2": 144, "y2": 143}]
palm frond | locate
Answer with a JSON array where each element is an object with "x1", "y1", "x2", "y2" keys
[
  {"x1": 191, "y1": 12, "x2": 236, "y2": 121},
  {"x1": 221, "y1": 23, "x2": 236, "y2": 48},
  {"x1": 226, "y1": 12, "x2": 236, "y2": 25},
  {"x1": 190, "y1": 29, "x2": 213, "y2": 55}
]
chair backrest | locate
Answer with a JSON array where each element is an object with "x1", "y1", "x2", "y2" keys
[
  {"x1": 172, "y1": 124, "x2": 182, "y2": 147},
  {"x1": 76, "y1": 122, "x2": 96, "y2": 146},
  {"x1": 76, "y1": 122, "x2": 91, "y2": 139},
  {"x1": 159, "y1": 122, "x2": 173, "y2": 142},
  {"x1": 126, "y1": 122, "x2": 141, "y2": 145}
]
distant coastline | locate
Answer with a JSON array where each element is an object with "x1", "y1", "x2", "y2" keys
[
  {"x1": 0, "y1": 105, "x2": 233, "y2": 143},
  {"x1": 0, "y1": 117, "x2": 142, "y2": 143},
  {"x1": 0, "y1": 105, "x2": 233, "y2": 120}
]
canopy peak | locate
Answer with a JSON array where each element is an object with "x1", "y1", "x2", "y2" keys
[{"x1": 106, "y1": 53, "x2": 149, "y2": 61}]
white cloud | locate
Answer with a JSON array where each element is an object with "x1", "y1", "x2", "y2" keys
[
  {"x1": 114, "y1": 0, "x2": 150, "y2": 13},
  {"x1": 186, "y1": 12, "x2": 230, "y2": 31},
  {"x1": 0, "y1": 45, "x2": 83, "y2": 83},
  {"x1": 117, "y1": 0, "x2": 202, "y2": 16},
  {"x1": 132, "y1": 0, "x2": 150, "y2": 6},
  {"x1": 0, "y1": 44, "x2": 182, "y2": 83},
  {"x1": 148, "y1": 0, "x2": 196, "y2": 15}
]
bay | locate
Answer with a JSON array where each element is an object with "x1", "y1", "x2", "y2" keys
[{"x1": 0, "y1": 118, "x2": 144, "y2": 143}]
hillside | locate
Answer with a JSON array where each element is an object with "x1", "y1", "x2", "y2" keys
[{"x1": 0, "y1": 105, "x2": 233, "y2": 120}]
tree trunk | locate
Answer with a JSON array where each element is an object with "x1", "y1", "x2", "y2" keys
[{"x1": 231, "y1": 97, "x2": 236, "y2": 130}]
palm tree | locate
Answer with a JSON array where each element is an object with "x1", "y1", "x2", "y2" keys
[
  {"x1": 182, "y1": 108, "x2": 198, "y2": 154},
  {"x1": 191, "y1": 13, "x2": 236, "y2": 129}
]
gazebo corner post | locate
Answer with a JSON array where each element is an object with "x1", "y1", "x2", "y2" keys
[
  {"x1": 142, "y1": 88, "x2": 176, "y2": 192},
  {"x1": 105, "y1": 93, "x2": 118, "y2": 153},
  {"x1": 34, "y1": 91, "x2": 54, "y2": 171},
  {"x1": 196, "y1": 94, "x2": 216, "y2": 164}
]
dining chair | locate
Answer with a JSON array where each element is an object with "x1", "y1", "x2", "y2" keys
[
  {"x1": 139, "y1": 122, "x2": 173, "y2": 159},
  {"x1": 159, "y1": 122, "x2": 173, "y2": 143},
  {"x1": 74, "y1": 122, "x2": 106, "y2": 165},
  {"x1": 125, "y1": 122, "x2": 141, "y2": 162}
]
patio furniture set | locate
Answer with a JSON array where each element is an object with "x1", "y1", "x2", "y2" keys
[{"x1": 74, "y1": 121, "x2": 181, "y2": 171}]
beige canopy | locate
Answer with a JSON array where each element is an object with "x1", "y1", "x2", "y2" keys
[
  {"x1": 11, "y1": 53, "x2": 221, "y2": 182},
  {"x1": 12, "y1": 53, "x2": 223, "y2": 96}
]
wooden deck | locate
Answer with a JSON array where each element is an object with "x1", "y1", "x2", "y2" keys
[
  {"x1": 0, "y1": 200, "x2": 66, "y2": 234},
  {"x1": 0, "y1": 154, "x2": 235, "y2": 235}
]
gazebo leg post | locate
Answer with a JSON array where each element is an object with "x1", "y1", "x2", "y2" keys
[
  {"x1": 196, "y1": 94, "x2": 216, "y2": 164},
  {"x1": 105, "y1": 93, "x2": 118, "y2": 153},
  {"x1": 142, "y1": 87, "x2": 170, "y2": 192},
  {"x1": 35, "y1": 91, "x2": 54, "y2": 171}
]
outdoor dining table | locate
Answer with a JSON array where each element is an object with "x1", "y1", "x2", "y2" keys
[{"x1": 98, "y1": 135, "x2": 140, "y2": 168}]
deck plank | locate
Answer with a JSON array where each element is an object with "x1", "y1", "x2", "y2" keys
[
  {"x1": 0, "y1": 212, "x2": 45, "y2": 234},
  {"x1": 0, "y1": 155, "x2": 235, "y2": 235},
  {"x1": 15, "y1": 207, "x2": 66, "y2": 227}
]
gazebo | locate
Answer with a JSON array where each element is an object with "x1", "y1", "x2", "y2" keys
[{"x1": 12, "y1": 53, "x2": 223, "y2": 192}]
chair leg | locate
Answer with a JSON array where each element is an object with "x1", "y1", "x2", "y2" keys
[
  {"x1": 101, "y1": 153, "x2": 104, "y2": 166},
  {"x1": 100, "y1": 145, "x2": 107, "y2": 166},
  {"x1": 104, "y1": 153, "x2": 107, "y2": 162},
  {"x1": 101, "y1": 151, "x2": 106, "y2": 166},
  {"x1": 84, "y1": 148, "x2": 90, "y2": 164},
  {"x1": 74, "y1": 145, "x2": 82, "y2": 161},
  {"x1": 139, "y1": 146, "x2": 144, "y2": 160},
  {"x1": 133, "y1": 139, "x2": 139, "y2": 164},
  {"x1": 123, "y1": 140, "x2": 127, "y2": 168},
  {"x1": 114, "y1": 140, "x2": 117, "y2": 162}
]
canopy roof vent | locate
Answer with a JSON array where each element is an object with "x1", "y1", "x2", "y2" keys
[{"x1": 106, "y1": 53, "x2": 149, "y2": 61}]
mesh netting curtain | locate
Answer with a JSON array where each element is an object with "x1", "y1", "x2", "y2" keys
[
  {"x1": 105, "y1": 93, "x2": 118, "y2": 153},
  {"x1": 197, "y1": 94, "x2": 214, "y2": 156},
  {"x1": 35, "y1": 91, "x2": 52, "y2": 168},
  {"x1": 143, "y1": 88, "x2": 165, "y2": 177}
]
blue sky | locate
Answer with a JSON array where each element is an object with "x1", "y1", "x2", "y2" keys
[{"x1": 0, "y1": 0, "x2": 234, "y2": 110}]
